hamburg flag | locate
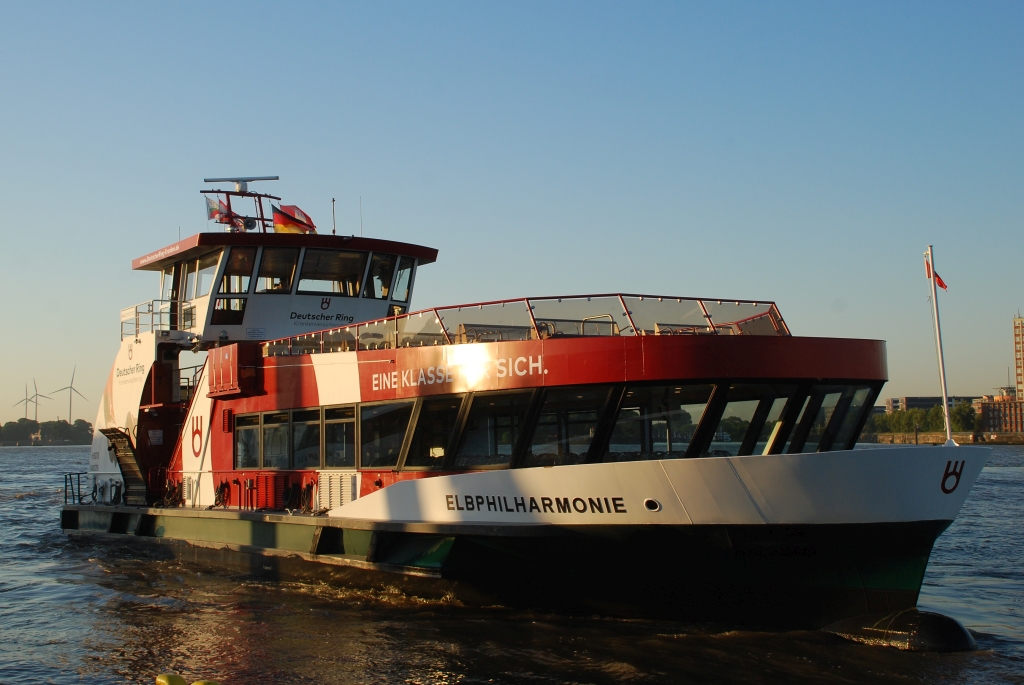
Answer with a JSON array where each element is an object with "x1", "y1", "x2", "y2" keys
[
  {"x1": 924, "y1": 258, "x2": 948, "y2": 290},
  {"x1": 273, "y1": 205, "x2": 316, "y2": 234}
]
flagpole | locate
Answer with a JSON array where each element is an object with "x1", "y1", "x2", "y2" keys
[{"x1": 927, "y1": 245, "x2": 954, "y2": 446}]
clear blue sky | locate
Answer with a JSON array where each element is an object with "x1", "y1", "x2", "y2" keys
[{"x1": 1, "y1": 1, "x2": 1021, "y2": 424}]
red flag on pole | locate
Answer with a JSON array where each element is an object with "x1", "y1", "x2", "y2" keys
[{"x1": 924, "y1": 258, "x2": 948, "y2": 290}]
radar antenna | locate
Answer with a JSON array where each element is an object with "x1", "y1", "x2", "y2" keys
[{"x1": 201, "y1": 176, "x2": 281, "y2": 232}]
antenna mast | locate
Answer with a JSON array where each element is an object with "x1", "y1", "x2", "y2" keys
[{"x1": 332, "y1": 198, "x2": 336, "y2": 235}]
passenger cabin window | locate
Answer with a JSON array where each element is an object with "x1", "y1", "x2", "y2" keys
[
  {"x1": 405, "y1": 395, "x2": 464, "y2": 468},
  {"x1": 522, "y1": 386, "x2": 611, "y2": 467},
  {"x1": 831, "y1": 386, "x2": 873, "y2": 450},
  {"x1": 391, "y1": 256, "x2": 415, "y2": 303},
  {"x1": 234, "y1": 415, "x2": 260, "y2": 469},
  {"x1": 219, "y1": 247, "x2": 257, "y2": 294},
  {"x1": 705, "y1": 384, "x2": 795, "y2": 457},
  {"x1": 262, "y1": 412, "x2": 290, "y2": 468},
  {"x1": 297, "y1": 249, "x2": 368, "y2": 296},
  {"x1": 792, "y1": 387, "x2": 844, "y2": 454},
  {"x1": 292, "y1": 409, "x2": 321, "y2": 469},
  {"x1": 363, "y1": 253, "x2": 397, "y2": 299},
  {"x1": 324, "y1": 407, "x2": 356, "y2": 468},
  {"x1": 603, "y1": 385, "x2": 713, "y2": 461},
  {"x1": 451, "y1": 391, "x2": 532, "y2": 468},
  {"x1": 360, "y1": 402, "x2": 414, "y2": 469},
  {"x1": 256, "y1": 248, "x2": 299, "y2": 294}
]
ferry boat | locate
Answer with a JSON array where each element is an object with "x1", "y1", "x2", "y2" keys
[{"x1": 61, "y1": 179, "x2": 989, "y2": 640}]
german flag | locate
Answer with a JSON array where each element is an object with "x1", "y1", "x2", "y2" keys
[{"x1": 272, "y1": 205, "x2": 316, "y2": 234}]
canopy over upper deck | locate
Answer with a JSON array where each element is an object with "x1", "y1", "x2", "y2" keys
[
  {"x1": 132, "y1": 232, "x2": 438, "y2": 271},
  {"x1": 263, "y1": 294, "x2": 790, "y2": 356}
]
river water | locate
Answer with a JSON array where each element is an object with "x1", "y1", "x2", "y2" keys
[{"x1": 0, "y1": 446, "x2": 1021, "y2": 685}]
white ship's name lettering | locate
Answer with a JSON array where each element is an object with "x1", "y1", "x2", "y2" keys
[
  {"x1": 445, "y1": 494, "x2": 627, "y2": 514},
  {"x1": 371, "y1": 356, "x2": 546, "y2": 391}
]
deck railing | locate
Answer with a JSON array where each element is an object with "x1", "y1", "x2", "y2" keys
[
  {"x1": 120, "y1": 299, "x2": 195, "y2": 340},
  {"x1": 262, "y1": 293, "x2": 790, "y2": 357}
]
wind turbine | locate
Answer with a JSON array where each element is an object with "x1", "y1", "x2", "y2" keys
[
  {"x1": 12, "y1": 384, "x2": 30, "y2": 419},
  {"x1": 52, "y1": 367, "x2": 87, "y2": 424},
  {"x1": 27, "y1": 379, "x2": 51, "y2": 422}
]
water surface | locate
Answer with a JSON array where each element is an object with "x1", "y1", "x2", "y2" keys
[{"x1": 1, "y1": 445, "x2": 1021, "y2": 684}]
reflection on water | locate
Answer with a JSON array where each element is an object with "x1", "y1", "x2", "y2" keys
[{"x1": 1, "y1": 445, "x2": 1022, "y2": 684}]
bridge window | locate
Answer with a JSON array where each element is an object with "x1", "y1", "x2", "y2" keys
[
  {"x1": 262, "y1": 412, "x2": 290, "y2": 468},
  {"x1": 219, "y1": 247, "x2": 257, "y2": 294},
  {"x1": 194, "y1": 252, "x2": 220, "y2": 298},
  {"x1": 360, "y1": 401, "x2": 414, "y2": 469},
  {"x1": 292, "y1": 409, "x2": 321, "y2": 469},
  {"x1": 324, "y1": 407, "x2": 356, "y2": 468},
  {"x1": 363, "y1": 253, "x2": 397, "y2": 299},
  {"x1": 602, "y1": 384, "x2": 713, "y2": 461},
  {"x1": 160, "y1": 266, "x2": 176, "y2": 301},
  {"x1": 522, "y1": 386, "x2": 612, "y2": 467},
  {"x1": 391, "y1": 256, "x2": 415, "y2": 303},
  {"x1": 210, "y1": 298, "x2": 247, "y2": 326},
  {"x1": 234, "y1": 414, "x2": 260, "y2": 469},
  {"x1": 451, "y1": 391, "x2": 532, "y2": 468},
  {"x1": 297, "y1": 249, "x2": 368, "y2": 297},
  {"x1": 255, "y1": 248, "x2": 299, "y2": 294},
  {"x1": 405, "y1": 395, "x2": 465, "y2": 469},
  {"x1": 182, "y1": 261, "x2": 197, "y2": 301}
]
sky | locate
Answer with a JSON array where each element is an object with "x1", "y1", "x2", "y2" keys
[{"x1": 0, "y1": 1, "x2": 1021, "y2": 424}]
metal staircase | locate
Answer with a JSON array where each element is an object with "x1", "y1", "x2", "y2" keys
[{"x1": 99, "y1": 427, "x2": 149, "y2": 506}]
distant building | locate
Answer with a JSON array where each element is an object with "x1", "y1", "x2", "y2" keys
[
  {"x1": 975, "y1": 386, "x2": 1023, "y2": 433},
  {"x1": 885, "y1": 396, "x2": 980, "y2": 414},
  {"x1": 1015, "y1": 317, "x2": 1024, "y2": 397},
  {"x1": 978, "y1": 397, "x2": 1024, "y2": 433}
]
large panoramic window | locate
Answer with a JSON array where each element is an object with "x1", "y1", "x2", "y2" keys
[
  {"x1": 324, "y1": 407, "x2": 356, "y2": 468},
  {"x1": 255, "y1": 248, "x2": 300, "y2": 294},
  {"x1": 522, "y1": 386, "x2": 612, "y2": 467},
  {"x1": 451, "y1": 391, "x2": 532, "y2": 468},
  {"x1": 602, "y1": 384, "x2": 713, "y2": 461},
  {"x1": 262, "y1": 412, "x2": 290, "y2": 468},
  {"x1": 292, "y1": 409, "x2": 321, "y2": 469},
  {"x1": 297, "y1": 249, "x2": 369, "y2": 297},
  {"x1": 360, "y1": 402, "x2": 414, "y2": 469},
  {"x1": 363, "y1": 253, "x2": 397, "y2": 299},
  {"x1": 234, "y1": 415, "x2": 260, "y2": 469},
  {"x1": 405, "y1": 395, "x2": 464, "y2": 468},
  {"x1": 219, "y1": 247, "x2": 257, "y2": 294}
]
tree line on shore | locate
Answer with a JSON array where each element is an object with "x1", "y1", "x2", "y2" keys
[
  {"x1": 864, "y1": 401, "x2": 978, "y2": 434},
  {"x1": 0, "y1": 418, "x2": 94, "y2": 445}
]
